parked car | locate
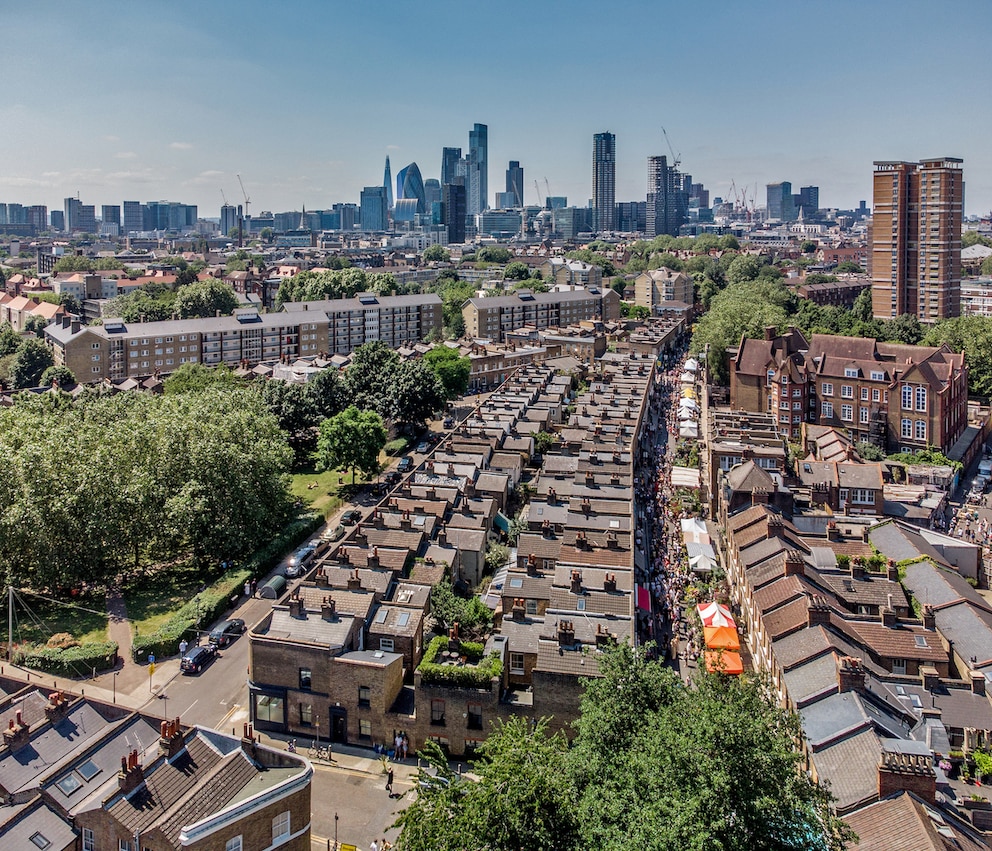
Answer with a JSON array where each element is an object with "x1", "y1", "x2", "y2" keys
[
  {"x1": 328, "y1": 524, "x2": 346, "y2": 541},
  {"x1": 416, "y1": 441, "x2": 431, "y2": 454},
  {"x1": 443, "y1": 416, "x2": 455, "y2": 429},
  {"x1": 208, "y1": 618, "x2": 246, "y2": 648},
  {"x1": 384, "y1": 471, "x2": 401, "y2": 486},
  {"x1": 341, "y1": 509, "x2": 362, "y2": 525},
  {"x1": 286, "y1": 543, "x2": 316, "y2": 578},
  {"x1": 397, "y1": 456, "x2": 414, "y2": 473},
  {"x1": 180, "y1": 644, "x2": 216, "y2": 675}
]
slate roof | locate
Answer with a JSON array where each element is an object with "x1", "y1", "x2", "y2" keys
[{"x1": 843, "y1": 791, "x2": 990, "y2": 851}]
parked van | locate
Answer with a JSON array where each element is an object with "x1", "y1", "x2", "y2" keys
[{"x1": 979, "y1": 459, "x2": 992, "y2": 477}]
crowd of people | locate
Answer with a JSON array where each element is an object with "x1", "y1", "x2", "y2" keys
[{"x1": 633, "y1": 338, "x2": 709, "y2": 675}]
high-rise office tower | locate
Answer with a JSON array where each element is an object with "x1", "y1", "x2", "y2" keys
[
  {"x1": 442, "y1": 182, "x2": 466, "y2": 244},
  {"x1": 798, "y1": 185, "x2": 819, "y2": 217},
  {"x1": 441, "y1": 147, "x2": 461, "y2": 187},
  {"x1": 64, "y1": 197, "x2": 81, "y2": 232},
  {"x1": 50, "y1": 210, "x2": 64, "y2": 230},
  {"x1": 360, "y1": 186, "x2": 388, "y2": 232},
  {"x1": 101, "y1": 205, "x2": 121, "y2": 226},
  {"x1": 870, "y1": 158, "x2": 963, "y2": 322},
  {"x1": 646, "y1": 156, "x2": 687, "y2": 238},
  {"x1": 27, "y1": 205, "x2": 47, "y2": 232},
  {"x1": 424, "y1": 179, "x2": 441, "y2": 213},
  {"x1": 383, "y1": 156, "x2": 394, "y2": 211},
  {"x1": 766, "y1": 182, "x2": 795, "y2": 222},
  {"x1": 220, "y1": 204, "x2": 239, "y2": 236},
  {"x1": 505, "y1": 161, "x2": 524, "y2": 208},
  {"x1": 396, "y1": 163, "x2": 427, "y2": 215},
  {"x1": 592, "y1": 132, "x2": 616, "y2": 232},
  {"x1": 123, "y1": 201, "x2": 143, "y2": 235},
  {"x1": 468, "y1": 123, "x2": 488, "y2": 215}
]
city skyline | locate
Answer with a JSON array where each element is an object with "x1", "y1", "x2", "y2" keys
[{"x1": 1, "y1": 1, "x2": 990, "y2": 216}]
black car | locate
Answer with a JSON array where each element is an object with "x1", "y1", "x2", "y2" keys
[
  {"x1": 443, "y1": 416, "x2": 455, "y2": 429},
  {"x1": 397, "y1": 456, "x2": 414, "y2": 473},
  {"x1": 384, "y1": 471, "x2": 401, "y2": 486},
  {"x1": 208, "y1": 618, "x2": 246, "y2": 648},
  {"x1": 341, "y1": 509, "x2": 362, "y2": 525},
  {"x1": 180, "y1": 644, "x2": 216, "y2": 674}
]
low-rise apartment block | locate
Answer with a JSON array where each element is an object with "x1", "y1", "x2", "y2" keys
[{"x1": 462, "y1": 287, "x2": 620, "y2": 342}]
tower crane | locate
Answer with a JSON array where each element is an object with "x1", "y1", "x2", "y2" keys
[
  {"x1": 534, "y1": 179, "x2": 544, "y2": 207},
  {"x1": 236, "y1": 174, "x2": 252, "y2": 248},
  {"x1": 661, "y1": 126, "x2": 681, "y2": 169},
  {"x1": 237, "y1": 174, "x2": 251, "y2": 217},
  {"x1": 221, "y1": 188, "x2": 228, "y2": 206}
]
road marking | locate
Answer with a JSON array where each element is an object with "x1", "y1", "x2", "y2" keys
[{"x1": 219, "y1": 703, "x2": 242, "y2": 726}]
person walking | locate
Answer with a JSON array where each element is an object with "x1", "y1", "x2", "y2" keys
[
  {"x1": 179, "y1": 638, "x2": 188, "y2": 657},
  {"x1": 386, "y1": 767, "x2": 394, "y2": 796}
]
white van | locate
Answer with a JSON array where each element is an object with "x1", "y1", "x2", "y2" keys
[{"x1": 979, "y1": 459, "x2": 992, "y2": 478}]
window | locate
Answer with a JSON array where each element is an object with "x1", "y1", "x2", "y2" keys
[
  {"x1": 509, "y1": 652, "x2": 525, "y2": 674},
  {"x1": 871, "y1": 370, "x2": 885, "y2": 381},
  {"x1": 860, "y1": 407, "x2": 869, "y2": 424},
  {"x1": 467, "y1": 702, "x2": 483, "y2": 730},
  {"x1": 841, "y1": 385, "x2": 853, "y2": 398},
  {"x1": 793, "y1": 401, "x2": 801, "y2": 410},
  {"x1": 844, "y1": 367, "x2": 858, "y2": 378},
  {"x1": 841, "y1": 405, "x2": 853, "y2": 422},
  {"x1": 861, "y1": 387, "x2": 869, "y2": 400},
  {"x1": 29, "y1": 832, "x2": 51, "y2": 849},
  {"x1": 56, "y1": 773, "x2": 82, "y2": 795},
  {"x1": 916, "y1": 420, "x2": 926, "y2": 441},
  {"x1": 821, "y1": 382, "x2": 833, "y2": 396},
  {"x1": 431, "y1": 699, "x2": 446, "y2": 726},
  {"x1": 83, "y1": 829, "x2": 95, "y2": 851},
  {"x1": 120, "y1": 841, "x2": 134, "y2": 851},
  {"x1": 792, "y1": 388, "x2": 802, "y2": 398},
  {"x1": 272, "y1": 811, "x2": 291, "y2": 843},
  {"x1": 916, "y1": 386, "x2": 927, "y2": 411},
  {"x1": 358, "y1": 686, "x2": 371, "y2": 708},
  {"x1": 853, "y1": 489, "x2": 874, "y2": 504},
  {"x1": 91, "y1": 342, "x2": 100, "y2": 349},
  {"x1": 902, "y1": 418, "x2": 913, "y2": 438},
  {"x1": 821, "y1": 402, "x2": 833, "y2": 418},
  {"x1": 299, "y1": 668, "x2": 312, "y2": 690},
  {"x1": 225, "y1": 838, "x2": 243, "y2": 851},
  {"x1": 299, "y1": 703, "x2": 312, "y2": 725},
  {"x1": 379, "y1": 638, "x2": 394, "y2": 652},
  {"x1": 872, "y1": 388, "x2": 880, "y2": 402},
  {"x1": 525, "y1": 599, "x2": 538, "y2": 615},
  {"x1": 254, "y1": 693, "x2": 284, "y2": 723},
  {"x1": 891, "y1": 658, "x2": 907, "y2": 675},
  {"x1": 359, "y1": 719, "x2": 372, "y2": 739},
  {"x1": 902, "y1": 384, "x2": 913, "y2": 410}
]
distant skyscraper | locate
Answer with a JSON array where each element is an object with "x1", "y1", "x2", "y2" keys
[
  {"x1": 424, "y1": 178, "x2": 441, "y2": 214},
  {"x1": 383, "y1": 156, "x2": 394, "y2": 211},
  {"x1": 592, "y1": 132, "x2": 616, "y2": 232},
  {"x1": 766, "y1": 182, "x2": 795, "y2": 222},
  {"x1": 63, "y1": 197, "x2": 81, "y2": 232},
  {"x1": 101, "y1": 205, "x2": 121, "y2": 226},
  {"x1": 441, "y1": 147, "x2": 461, "y2": 187},
  {"x1": 798, "y1": 185, "x2": 819, "y2": 216},
  {"x1": 27, "y1": 205, "x2": 47, "y2": 232},
  {"x1": 870, "y1": 158, "x2": 963, "y2": 322},
  {"x1": 646, "y1": 156, "x2": 686, "y2": 238},
  {"x1": 442, "y1": 182, "x2": 466, "y2": 244},
  {"x1": 123, "y1": 201, "x2": 143, "y2": 235},
  {"x1": 220, "y1": 204, "x2": 239, "y2": 236},
  {"x1": 50, "y1": 210, "x2": 64, "y2": 230},
  {"x1": 396, "y1": 162, "x2": 427, "y2": 215},
  {"x1": 505, "y1": 160, "x2": 524, "y2": 208},
  {"x1": 360, "y1": 186, "x2": 388, "y2": 232},
  {"x1": 467, "y1": 123, "x2": 488, "y2": 215}
]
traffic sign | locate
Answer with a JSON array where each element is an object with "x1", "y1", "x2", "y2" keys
[{"x1": 148, "y1": 654, "x2": 155, "y2": 663}]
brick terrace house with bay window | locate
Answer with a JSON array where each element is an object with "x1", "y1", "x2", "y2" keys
[{"x1": 730, "y1": 328, "x2": 967, "y2": 454}]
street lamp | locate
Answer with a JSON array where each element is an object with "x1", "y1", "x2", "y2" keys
[
  {"x1": 334, "y1": 812, "x2": 338, "y2": 850},
  {"x1": 113, "y1": 671, "x2": 119, "y2": 704}
]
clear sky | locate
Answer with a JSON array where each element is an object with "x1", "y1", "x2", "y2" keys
[{"x1": 2, "y1": 0, "x2": 990, "y2": 218}]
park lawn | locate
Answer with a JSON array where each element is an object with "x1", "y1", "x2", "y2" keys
[
  {"x1": 4, "y1": 588, "x2": 109, "y2": 647},
  {"x1": 125, "y1": 560, "x2": 207, "y2": 637},
  {"x1": 289, "y1": 456, "x2": 390, "y2": 517}
]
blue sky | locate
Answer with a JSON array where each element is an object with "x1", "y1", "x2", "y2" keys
[{"x1": 2, "y1": 0, "x2": 990, "y2": 217}]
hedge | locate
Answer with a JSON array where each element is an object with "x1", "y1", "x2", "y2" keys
[
  {"x1": 16, "y1": 640, "x2": 119, "y2": 677},
  {"x1": 132, "y1": 511, "x2": 323, "y2": 661},
  {"x1": 385, "y1": 437, "x2": 410, "y2": 457},
  {"x1": 418, "y1": 635, "x2": 502, "y2": 688}
]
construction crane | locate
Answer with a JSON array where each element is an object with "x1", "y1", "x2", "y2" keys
[
  {"x1": 661, "y1": 126, "x2": 681, "y2": 169},
  {"x1": 236, "y1": 174, "x2": 251, "y2": 248},
  {"x1": 534, "y1": 179, "x2": 544, "y2": 207},
  {"x1": 236, "y1": 174, "x2": 251, "y2": 217},
  {"x1": 220, "y1": 188, "x2": 228, "y2": 206}
]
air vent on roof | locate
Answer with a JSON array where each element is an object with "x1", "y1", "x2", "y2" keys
[
  {"x1": 235, "y1": 311, "x2": 262, "y2": 323},
  {"x1": 104, "y1": 322, "x2": 126, "y2": 333},
  {"x1": 517, "y1": 292, "x2": 535, "y2": 301}
]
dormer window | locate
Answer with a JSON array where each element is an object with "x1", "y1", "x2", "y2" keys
[{"x1": 844, "y1": 367, "x2": 858, "y2": 378}]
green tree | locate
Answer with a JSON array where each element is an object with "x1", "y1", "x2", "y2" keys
[
  {"x1": 345, "y1": 340, "x2": 399, "y2": 413},
  {"x1": 0, "y1": 324, "x2": 22, "y2": 357},
  {"x1": 40, "y1": 365, "x2": 76, "y2": 388},
  {"x1": 303, "y1": 368, "x2": 350, "y2": 420},
  {"x1": 534, "y1": 430, "x2": 558, "y2": 456},
  {"x1": 835, "y1": 260, "x2": 863, "y2": 273},
  {"x1": 424, "y1": 345, "x2": 471, "y2": 400},
  {"x1": 855, "y1": 441, "x2": 885, "y2": 461},
  {"x1": 503, "y1": 261, "x2": 530, "y2": 280},
  {"x1": 800, "y1": 240, "x2": 817, "y2": 253},
  {"x1": 386, "y1": 359, "x2": 445, "y2": 426},
  {"x1": 172, "y1": 279, "x2": 239, "y2": 319},
  {"x1": 58, "y1": 293, "x2": 83, "y2": 315},
  {"x1": 423, "y1": 244, "x2": 450, "y2": 263},
  {"x1": 9, "y1": 338, "x2": 54, "y2": 388},
  {"x1": 24, "y1": 314, "x2": 48, "y2": 338},
  {"x1": 962, "y1": 231, "x2": 992, "y2": 248},
  {"x1": 477, "y1": 246, "x2": 512, "y2": 264},
  {"x1": 726, "y1": 253, "x2": 762, "y2": 285},
  {"x1": 923, "y1": 315, "x2": 992, "y2": 398},
  {"x1": 163, "y1": 363, "x2": 243, "y2": 394},
  {"x1": 174, "y1": 266, "x2": 199, "y2": 288},
  {"x1": 314, "y1": 405, "x2": 386, "y2": 482},
  {"x1": 104, "y1": 288, "x2": 176, "y2": 322},
  {"x1": 52, "y1": 255, "x2": 94, "y2": 273},
  {"x1": 982, "y1": 255, "x2": 992, "y2": 276},
  {"x1": 260, "y1": 227, "x2": 274, "y2": 243},
  {"x1": 881, "y1": 312, "x2": 924, "y2": 345}
]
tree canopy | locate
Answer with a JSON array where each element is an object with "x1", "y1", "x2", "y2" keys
[
  {"x1": 422, "y1": 245, "x2": 450, "y2": 263},
  {"x1": 172, "y1": 279, "x2": 240, "y2": 319},
  {"x1": 395, "y1": 643, "x2": 852, "y2": 851},
  {"x1": 276, "y1": 268, "x2": 397, "y2": 306},
  {"x1": 424, "y1": 345, "x2": 471, "y2": 400},
  {"x1": 314, "y1": 405, "x2": 386, "y2": 482},
  {"x1": 922, "y1": 315, "x2": 992, "y2": 398}
]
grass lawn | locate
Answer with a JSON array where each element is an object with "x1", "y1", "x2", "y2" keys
[
  {"x1": 289, "y1": 459, "x2": 386, "y2": 517},
  {"x1": 124, "y1": 561, "x2": 214, "y2": 636},
  {"x1": 4, "y1": 588, "x2": 109, "y2": 647}
]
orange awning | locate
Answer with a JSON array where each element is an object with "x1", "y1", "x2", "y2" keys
[
  {"x1": 705, "y1": 650, "x2": 743, "y2": 675},
  {"x1": 703, "y1": 625, "x2": 741, "y2": 651}
]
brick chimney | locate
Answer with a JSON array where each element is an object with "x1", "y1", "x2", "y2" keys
[
  {"x1": 751, "y1": 488, "x2": 769, "y2": 506},
  {"x1": 971, "y1": 671, "x2": 987, "y2": 697},
  {"x1": 877, "y1": 750, "x2": 936, "y2": 804},
  {"x1": 582, "y1": 497, "x2": 592, "y2": 515},
  {"x1": 44, "y1": 691, "x2": 70, "y2": 725},
  {"x1": 851, "y1": 558, "x2": 866, "y2": 580},
  {"x1": 807, "y1": 595, "x2": 831, "y2": 627},
  {"x1": 922, "y1": 604, "x2": 935, "y2": 631},
  {"x1": 886, "y1": 559, "x2": 899, "y2": 582},
  {"x1": 288, "y1": 594, "x2": 304, "y2": 619},
  {"x1": 585, "y1": 470, "x2": 596, "y2": 487},
  {"x1": 570, "y1": 570, "x2": 583, "y2": 594},
  {"x1": 606, "y1": 531, "x2": 619, "y2": 549},
  {"x1": 783, "y1": 550, "x2": 805, "y2": 577},
  {"x1": 557, "y1": 619, "x2": 575, "y2": 647},
  {"x1": 511, "y1": 598, "x2": 526, "y2": 621},
  {"x1": 2, "y1": 710, "x2": 30, "y2": 752},
  {"x1": 321, "y1": 597, "x2": 337, "y2": 621},
  {"x1": 595, "y1": 623, "x2": 614, "y2": 648},
  {"x1": 575, "y1": 531, "x2": 589, "y2": 550},
  {"x1": 240, "y1": 723, "x2": 258, "y2": 761},
  {"x1": 611, "y1": 472, "x2": 621, "y2": 486},
  {"x1": 880, "y1": 595, "x2": 897, "y2": 628},
  {"x1": 437, "y1": 529, "x2": 447, "y2": 547},
  {"x1": 766, "y1": 516, "x2": 785, "y2": 540},
  {"x1": 603, "y1": 573, "x2": 617, "y2": 593},
  {"x1": 158, "y1": 717, "x2": 185, "y2": 758},
  {"x1": 826, "y1": 521, "x2": 839, "y2": 541},
  {"x1": 347, "y1": 570, "x2": 362, "y2": 591},
  {"x1": 118, "y1": 749, "x2": 145, "y2": 795},
  {"x1": 837, "y1": 656, "x2": 865, "y2": 693},
  {"x1": 541, "y1": 519, "x2": 553, "y2": 538},
  {"x1": 526, "y1": 553, "x2": 538, "y2": 575},
  {"x1": 366, "y1": 546, "x2": 380, "y2": 569},
  {"x1": 313, "y1": 567, "x2": 329, "y2": 588}
]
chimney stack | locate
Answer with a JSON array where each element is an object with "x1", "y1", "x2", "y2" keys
[
  {"x1": 851, "y1": 558, "x2": 866, "y2": 581},
  {"x1": 557, "y1": 619, "x2": 576, "y2": 647},
  {"x1": 971, "y1": 671, "x2": 987, "y2": 697},
  {"x1": 826, "y1": 521, "x2": 839, "y2": 541},
  {"x1": 367, "y1": 546, "x2": 380, "y2": 569},
  {"x1": 321, "y1": 597, "x2": 337, "y2": 621},
  {"x1": 881, "y1": 595, "x2": 896, "y2": 628},
  {"x1": 783, "y1": 550, "x2": 805, "y2": 577},
  {"x1": 511, "y1": 598, "x2": 526, "y2": 621},
  {"x1": 347, "y1": 570, "x2": 362, "y2": 591},
  {"x1": 767, "y1": 517, "x2": 785, "y2": 540},
  {"x1": 44, "y1": 691, "x2": 70, "y2": 724},
  {"x1": 288, "y1": 594, "x2": 304, "y2": 619},
  {"x1": 570, "y1": 570, "x2": 583, "y2": 594},
  {"x1": 603, "y1": 573, "x2": 617, "y2": 593},
  {"x1": 887, "y1": 559, "x2": 899, "y2": 582},
  {"x1": 158, "y1": 717, "x2": 185, "y2": 758},
  {"x1": 920, "y1": 665, "x2": 940, "y2": 691},
  {"x1": 837, "y1": 656, "x2": 865, "y2": 693},
  {"x1": 922, "y1": 604, "x2": 935, "y2": 631},
  {"x1": 807, "y1": 595, "x2": 831, "y2": 627},
  {"x1": 877, "y1": 749, "x2": 936, "y2": 804},
  {"x1": 2, "y1": 710, "x2": 30, "y2": 752},
  {"x1": 118, "y1": 749, "x2": 145, "y2": 795},
  {"x1": 527, "y1": 553, "x2": 538, "y2": 575}
]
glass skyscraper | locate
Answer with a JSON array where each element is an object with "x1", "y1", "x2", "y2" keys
[{"x1": 593, "y1": 132, "x2": 616, "y2": 232}]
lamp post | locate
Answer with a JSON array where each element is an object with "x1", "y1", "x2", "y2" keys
[
  {"x1": 113, "y1": 671, "x2": 119, "y2": 704},
  {"x1": 334, "y1": 812, "x2": 338, "y2": 850}
]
